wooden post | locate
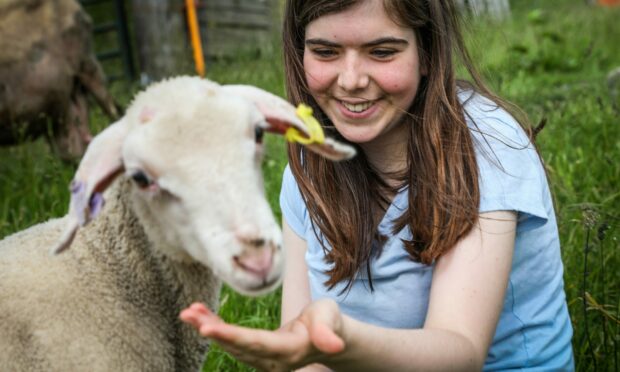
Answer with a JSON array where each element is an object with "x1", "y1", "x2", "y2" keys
[{"x1": 131, "y1": 0, "x2": 192, "y2": 84}]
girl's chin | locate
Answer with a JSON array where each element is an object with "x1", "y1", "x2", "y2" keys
[{"x1": 335, "y1": 127, "x2": 379, "y2": 144}]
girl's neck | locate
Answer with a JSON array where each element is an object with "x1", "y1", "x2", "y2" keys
[{"x1": 359, "y1": 122, "x2": 409, "y2": 188}]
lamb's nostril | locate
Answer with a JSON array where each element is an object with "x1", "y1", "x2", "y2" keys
[
  {"x1": 249, "y1": 238, "x2": 265, "y2": 248},
  {"x1": 234, "y1": 224, "x2": 265, "y2": 248},
  {"x1": 236, "y1": 235, "x2": 266, "y2": 248}
]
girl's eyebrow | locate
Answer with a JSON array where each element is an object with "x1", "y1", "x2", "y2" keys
[
  {"x1": 305, "y1": 38, "x2": 340, "y2": 47},
  {"x1": 305, "y1": 37, "x2": 409, "y2": 48}
]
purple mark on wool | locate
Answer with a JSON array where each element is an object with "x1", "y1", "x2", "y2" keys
[{"x1": 89, "y1": 193, "x2": 104, "y2": 219}]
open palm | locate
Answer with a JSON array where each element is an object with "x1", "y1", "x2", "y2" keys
[{"x1": 180, "y1": 299, "x2": 346, "y2": 371}]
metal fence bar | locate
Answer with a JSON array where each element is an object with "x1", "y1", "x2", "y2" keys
[{"x1": 112, "y1": 0, "x2": 136, "y2": 81}]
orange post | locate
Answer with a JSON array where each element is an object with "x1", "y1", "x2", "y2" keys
[{"x1": 185, "y1": 0, "x2": 205, "y2": 77}]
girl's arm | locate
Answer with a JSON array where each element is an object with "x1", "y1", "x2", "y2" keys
[
  {"x1": 180, "y1": 210, "x2": 516, "y2": 371},
  {"x1": 323, "y1": 210, "x2": 516, "y2": 371},
  {"x1": 281, "y1": 219, "x2": 312, "y2": 325},
  {"x1": 281, "y1": 220, "x2": 333, "y2": 372}
]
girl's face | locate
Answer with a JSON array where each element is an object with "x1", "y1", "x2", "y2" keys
[{"x1": 303, "y1": 0, "x2": 423, "y2": 148}]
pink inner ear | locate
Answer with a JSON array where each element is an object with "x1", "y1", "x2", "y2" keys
[
  {"x1": 263, "y1": 118, "x2": 291, "y2": 135},
  {"x1": 139, "y1": 106, "x2": 156, "y2": 123},
  {"x1": 255, "y1": 102, "x2": 299, "y2": 135}
]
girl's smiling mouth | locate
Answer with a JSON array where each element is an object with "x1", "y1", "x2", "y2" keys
[
  {"x1": 340, "y1": 100, "x2": 374, "y2": 113},
  {"x1": 337, "y1": 98, "x2": 382, "y2": 118}
]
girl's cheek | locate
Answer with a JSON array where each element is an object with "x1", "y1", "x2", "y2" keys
[
  {"x1": 305, "y1": 72, "x2": 326, "y2": 93},
  {"x1": 379, "y1": 61, "x2": 420, "y2": 94},
  {"x1": 304, "y1": 59, "x2": 333, "y2": 92}
]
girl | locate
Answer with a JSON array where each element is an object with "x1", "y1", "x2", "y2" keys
[{"x1": 181, "y1": 0, "x2": 574, "y2": 370}]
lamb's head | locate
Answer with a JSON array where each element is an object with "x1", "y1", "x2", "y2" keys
[
  {"x1": 51, "y1": 76, "x2": 355, "y2": 296},
  {"x1": 120, "y1": 80, "x2": 286, "y2": 295}
]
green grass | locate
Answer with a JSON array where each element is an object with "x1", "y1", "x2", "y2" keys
[
  {"x1": 465, "y1": 3, "x2": 620, "y2": 370},
  {"x1": 1, "y1": 1, "x2": 618, "y2": 371}
]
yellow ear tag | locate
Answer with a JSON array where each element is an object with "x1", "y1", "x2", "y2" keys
[{"x1": 286, "y1": 104, "x2": 325, "y2": 145}]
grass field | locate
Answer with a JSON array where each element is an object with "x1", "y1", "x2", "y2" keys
[{"x1": 0, "y1": 1, "x2": 618, "y2": 371}]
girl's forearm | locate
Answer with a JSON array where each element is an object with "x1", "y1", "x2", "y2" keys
[{"x1": 322, "y1": 316, "x2": 483, "y2": 372}]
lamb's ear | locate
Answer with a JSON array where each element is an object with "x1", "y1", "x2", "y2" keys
[
  {"x1": 52, "y1": 119, "x2": 129, "y2": 254},
  {"x1": 222, "y1": 84, "x2": 356, "y2": 161}
]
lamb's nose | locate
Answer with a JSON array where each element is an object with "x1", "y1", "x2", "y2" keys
[
  {"x1": 234, "y1": 224, "x2": 276, "y2": 279},
  {"x1": 233, "y1": 246, "x2": 274, "y2": 280}
]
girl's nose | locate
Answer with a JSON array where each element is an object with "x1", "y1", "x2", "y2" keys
[{"x1": 337, "y1": 54, "x2": 369, "y2": 92}]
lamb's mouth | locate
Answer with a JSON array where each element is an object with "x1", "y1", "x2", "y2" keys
[{"x1": 340, "y1": 100, "x2": 375, "y2": 113}]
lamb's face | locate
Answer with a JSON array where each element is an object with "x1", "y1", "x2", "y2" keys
[{"x1": 121, "y1": 89, "x2": 282, "y2": 296}]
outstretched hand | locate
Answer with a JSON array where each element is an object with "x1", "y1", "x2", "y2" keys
[{"x1": 180, "y1": 299, "x2": 346, "y2": 371}]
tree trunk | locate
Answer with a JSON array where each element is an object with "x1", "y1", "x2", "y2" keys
[{"x1": 131, "y1": 0, "x2": 192, "y2": 84}]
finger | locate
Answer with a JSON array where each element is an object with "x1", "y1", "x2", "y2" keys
[
  {"x1": 180, "y1": 302, "x2": 212, "y2": 320},
  {"x1": 179, "y1": 305, "x2": 206, "y2": 327},
  {"x1": 181, "y1": 308, "x2": 284, "y2": 354},
  {"x1": 179, "y1": 303, "x2": 222, "y2": 330},
  {"x1": 179, "y1": 313, "x2": 203, "y2": 330},
  {"x1": 202, "y1": 322, "x2": 309, "y2": 358}
]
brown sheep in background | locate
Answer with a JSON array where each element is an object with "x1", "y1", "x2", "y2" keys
[{"x1": 0, "y1": 0, "x2": 120, "y2": 162}]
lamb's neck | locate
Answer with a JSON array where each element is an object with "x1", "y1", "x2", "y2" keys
[
  {"x1": 70, "y1": 178, "x2": 220, "y2": 370},
  {"x1": 85, "y1": 178, "x2": 221, "y2": 311}
]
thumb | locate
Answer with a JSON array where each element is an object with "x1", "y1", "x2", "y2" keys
[
  {"x1": 305, "y1": 299, "x2": 346, "y2": 354},
  {"x1": 310, "y1": 322, "x2": 345, "y2": 354}
]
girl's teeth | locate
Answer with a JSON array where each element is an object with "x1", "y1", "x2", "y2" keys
[{"x1": 342, "y1": 101, "x2": 373, "y2": 113}]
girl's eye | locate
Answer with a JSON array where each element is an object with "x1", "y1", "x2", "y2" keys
[
  {"x1": 371, "y1": 49, "x2": 397, "y2": 59},
  {"x1": 131, "y1": 171, "x2": 153, "y2": 189},
  {"x1": 311, "y1": 48, "x2": 337, "y2": 58}
]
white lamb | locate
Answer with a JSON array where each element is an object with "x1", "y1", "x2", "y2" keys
[{"x1": 0, "y1": 76, "x2": 355, "y2": 372}]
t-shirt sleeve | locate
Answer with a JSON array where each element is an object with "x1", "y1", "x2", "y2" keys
[
  {"x1": 467, "y1": 99, "x2": 550, "y2": 232},
  {"x1": 279, "y1": 164, "x2": 307, "y2": 239}
]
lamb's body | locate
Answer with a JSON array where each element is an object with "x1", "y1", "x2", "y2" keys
[{"x1": 0, "y1": 179, "x2": 219, "y2": 371}]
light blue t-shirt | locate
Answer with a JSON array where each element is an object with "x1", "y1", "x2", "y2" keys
[{"x1": 279, "y1": 92, "x2": 574, "y2": 371}]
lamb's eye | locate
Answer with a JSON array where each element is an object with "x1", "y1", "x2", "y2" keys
[
  {"x1": 131, "y1": 171, "x2": 152, "y2": 189},
  {"x1": 255, "y1": 126, "x2": 264, "y2": 144}
]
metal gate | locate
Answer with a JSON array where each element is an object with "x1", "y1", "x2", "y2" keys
[{"x1": 80, "y1": 0, "x2": 136, "y2": 82}]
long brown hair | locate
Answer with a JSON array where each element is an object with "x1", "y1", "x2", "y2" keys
[{"x1": 283, "y1": 0, "x2": 526, "y2": 291}]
